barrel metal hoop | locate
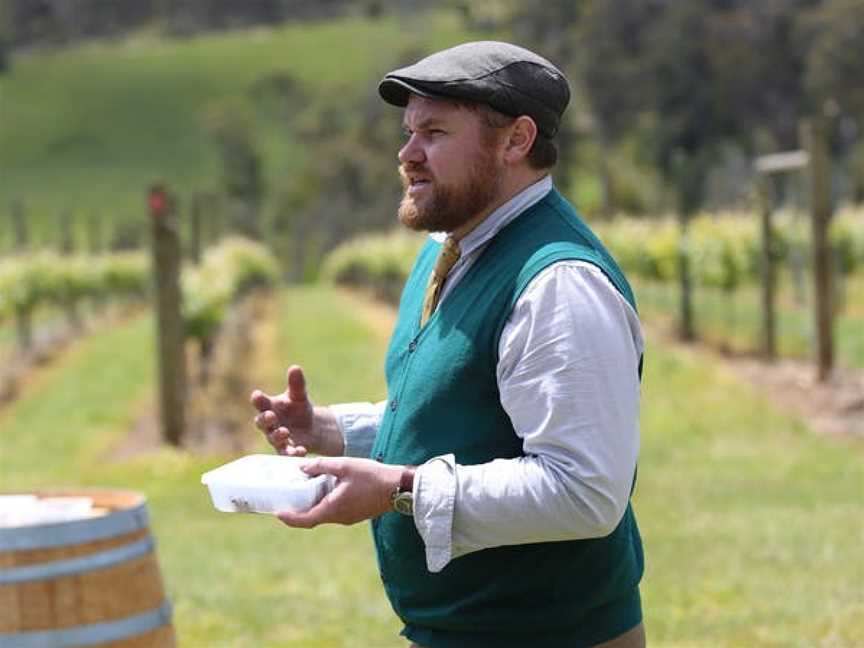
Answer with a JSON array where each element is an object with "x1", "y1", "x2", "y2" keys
[
  {"x1": 0, "y1": 536, "x2": 154, "y2": 584},
  {"x1": 0, "y1": 601, "x2": 172, "y2": 647},
  {"x1": 0, "y1": 502, "x2": 149, "y2": 551}
]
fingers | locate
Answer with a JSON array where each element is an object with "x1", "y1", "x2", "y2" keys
[
  {"x1": 286, "y1": 365, "x2": 308, "y2": 403},
  {"x1": 250, "y1": 390, "x2": 272, "y2": 412},
  {"x1": 252, "y1": 366, "x2": 309, "y2": 420},
  {"x1": 277, "y1": 507, "x2": 322, "y2": 529},
  {"x1": 276, "y1": 485, "x2": 338, "y2": 528},
  {"x1": 281, "y1": 441, "x2": 308, "y2": 457},
  {"x1": 267, "y1": 424, "x2": 288, "y2": 449},
  {"x1": 274, "y1": 462, "x2": 385, "y2": 527},
  {"x1": 300, "y1": 457, "x2": 343, "y2": 478},
  {"x1": 276, "y1": 483, "x2": 342, "y2": 528},
  {"x1": 253, "y1": 406, "x2": 310, "y2": 456},
  {"x1": 254, "y1": 410, "x2": 278, "y2": 432},
  {"x1": 252, "y1": 367, "x2": 312, "y2": 455}
]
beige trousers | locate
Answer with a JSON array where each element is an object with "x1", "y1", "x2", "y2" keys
[{"x1": 409, "y1": 621, "x2": 646, "y2": 648}]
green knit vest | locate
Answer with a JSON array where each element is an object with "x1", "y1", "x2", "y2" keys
[{"x1": 370, "y1": 188, "x2": 644, "y2": 648}]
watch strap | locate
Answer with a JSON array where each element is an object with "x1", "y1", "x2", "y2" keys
[
  {"x1": 399, "y1": 466, "x2": 416, "y2": 493},
  {"x1": 390, "y1": 466, "x2": 416, "y2": 516}
]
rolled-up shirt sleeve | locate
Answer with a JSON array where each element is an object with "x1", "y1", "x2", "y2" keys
[
  {"x1": 329, "y1": 401, "x2": 386, "y2": 459},
  {"x1": 412, "y1": 261, "x2": 644, "y2": 572}
]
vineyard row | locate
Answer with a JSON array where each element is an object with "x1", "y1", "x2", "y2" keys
[
  {"x1": 322, "y1": 208, "x2": 864, "y2": 296},
  {"x1": 0, "y1": 237, "x2": 278, "y2": 349}
]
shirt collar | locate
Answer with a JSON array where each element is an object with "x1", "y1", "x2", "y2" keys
[{"x1": 430, "y1": 175, "x2": 553, "y2": 255}]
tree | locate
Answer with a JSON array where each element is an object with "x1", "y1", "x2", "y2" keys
[
  {"x1": 0, "y1": 36, "x2": 8, "y2": 73},
  {"x1": 575, "y1": 0, "x2": 661, "y2": 215},
  {"x1": 204, "y1": 97, "x2": 265, "y2": 239},
  {"x1": 504, "y1": 0, "x2": 585, "y2": 196},
  {"x1": 803, "y1": 0, "x2": 864, "y2": 116},
  {"x1": 0, "y1": 0, "x2": 11, "y2": 73},
  {"x1": 572, "y1": 0, "x2": 864, "y2": 336},
  {"x1": 265, "y1": 64, "x2": 406, "y2": 280},
  {"x1": 803, "y1": 0, "x2": 864, "y2": 201}
]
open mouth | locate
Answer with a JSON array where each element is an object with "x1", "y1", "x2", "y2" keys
[
  {"x1": 406, "y1": 175, "x2": 431, "y2": 194},
  {"x1": 400, "y1": 166, "x2": 432, "y2": 194}
]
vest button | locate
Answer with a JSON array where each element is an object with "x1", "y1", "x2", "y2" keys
[
  {"x1": 390, "y1": 399, "x2": 398, "y2": 411},
  {"x1": 408, "y1": 340, "x2": 417, "y2": 353}
]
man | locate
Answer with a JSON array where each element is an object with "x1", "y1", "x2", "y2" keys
[{"x1": 252, "y1": 41, "x2": 646, "y2": 648}]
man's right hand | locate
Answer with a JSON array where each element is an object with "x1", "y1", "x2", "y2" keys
[{"x1": 250, "y1": 365, "x2": 344, "y2": 457}]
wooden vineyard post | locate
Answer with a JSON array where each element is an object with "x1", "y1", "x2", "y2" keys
[
  {"x1": 207, "y1": 193, "x2": 225, "y2": 245},
  {"x1": 59, "y1": 208, "x2": 74, "y2": 255},
  {"x1": 677, "y1": 212, "x2": 695, "y2": 342},
  {"x1": 189, "y1": 194, "x2": 202, "y2": 265},
  {"x1": 754, "y1": 150, "x2": 810, "y2": 364},
  {"x1": 801, "y1": 118, "x2": 834, "y2": 381},
  {"x1": 11, "y1": 199, "x2": 28, "y2": 250},
  {"x1": 671, "y1": 150, "x2": 697, "y2": 343},
  {"x1": 58, "y1": 209, "x2": 82, "y2": 332},
  {"x1": 87, "y1": 210, "x2": 102, "y2": 255},
  {"x1": 10, "y1": 200, "x2": 32, "y2": 351},
  {"x1": 149, "y1": 184, "x2": 187, "y2": 445},
  {"x1": 757, "y1": 176, "x2": 777, "y2": 360},
  {"x1": 88, "y1": 210, "x2": 107, "y2": 315}
]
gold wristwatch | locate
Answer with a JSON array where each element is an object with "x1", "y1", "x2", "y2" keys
[{"x1": 390, "y1": 466, "x2": 416, "y2": 516}]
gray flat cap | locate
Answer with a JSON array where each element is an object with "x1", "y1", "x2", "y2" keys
[{"x1": 379, "y1": 41, "x2": 570, "y2": 138}]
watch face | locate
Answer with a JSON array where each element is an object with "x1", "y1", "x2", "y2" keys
[{"x1": 393, "y1": 492, "x2": 413, "y2": 516}]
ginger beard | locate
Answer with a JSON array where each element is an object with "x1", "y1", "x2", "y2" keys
[{"x1": 397, "y1": 138, "x2": 504, "y2": 233}]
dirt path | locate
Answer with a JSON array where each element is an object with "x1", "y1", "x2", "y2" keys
[
  {"x1": 640, "y1": 320, "x2": 864, "y2": 439},
  {"x1": 694, "y1": 344, "x2": 863, "y2": 439}
]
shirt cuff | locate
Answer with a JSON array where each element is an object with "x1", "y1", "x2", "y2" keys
[
  {"x1": 329, "y1": 401, "x2": 384, "y2": 459},
  {"x1": 413, "y1": 454, "x2": 457, "y2": 573}
]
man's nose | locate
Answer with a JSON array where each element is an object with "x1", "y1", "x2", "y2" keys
[{"x1": 398, "y1": 134, "x2": 425, "y2": 165}]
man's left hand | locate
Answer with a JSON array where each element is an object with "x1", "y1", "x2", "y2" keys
[{"x1": 277, "y1": 457, "x2": 404, "y2": 528}]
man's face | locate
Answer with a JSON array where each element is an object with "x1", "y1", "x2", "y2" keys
[{"x1": 397, "y1": 96, "x2": 504, "y2": 233}]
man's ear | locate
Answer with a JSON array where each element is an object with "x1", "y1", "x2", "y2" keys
[{"x1": 502, "y1": 116, "x2": 538, "y2": 164}]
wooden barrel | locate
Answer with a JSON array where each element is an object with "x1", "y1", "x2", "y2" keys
[{"x1": 0, "y1": 490, "x2": 175, "y2": 647}]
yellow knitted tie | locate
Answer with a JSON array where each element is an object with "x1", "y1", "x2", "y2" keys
[{"x1": 421, "y1": 236, "x2": 461, "y2": 326}]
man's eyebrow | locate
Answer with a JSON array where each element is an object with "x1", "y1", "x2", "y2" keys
[{"x1": 402, "y1": 117, "x2": 447, "y2": 130}]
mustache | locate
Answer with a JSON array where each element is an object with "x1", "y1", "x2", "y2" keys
[{"x1": 398, "y1": 163, "x2": 431, "y2": 188}]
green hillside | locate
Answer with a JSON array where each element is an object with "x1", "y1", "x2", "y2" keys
[{"x1": 0, "y1": 14, "x2": 472, "y2": 246}]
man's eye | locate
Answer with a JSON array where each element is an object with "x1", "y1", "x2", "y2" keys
[{"x1": 429, "y1": 129, "x2": 445, "y2": 136}]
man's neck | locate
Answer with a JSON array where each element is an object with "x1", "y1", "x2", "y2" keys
[{"x1": 450, "y1": 169, "x2": 549, "y2": 241}]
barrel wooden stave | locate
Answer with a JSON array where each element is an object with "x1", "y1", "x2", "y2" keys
[{"x1": 0, "y1": 489, "x2": 175, "y2": 647}]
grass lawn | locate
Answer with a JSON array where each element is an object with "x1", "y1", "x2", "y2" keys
[
  {"x1": 1, "y1": 285, "x2": 861, "y2": 646},
  {"x1": 636, "y1": 341, "x2": 863, "y2": 645}
]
